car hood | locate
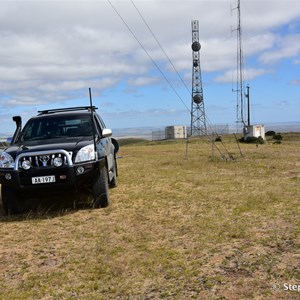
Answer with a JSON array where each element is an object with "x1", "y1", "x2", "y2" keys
[{"x1": 4, "y1": 137, "x2": 93, "y2": 159}]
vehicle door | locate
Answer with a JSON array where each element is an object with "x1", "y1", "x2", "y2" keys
[{"x1": 95, "y1": 116, "x2": 114, "y2": 175}]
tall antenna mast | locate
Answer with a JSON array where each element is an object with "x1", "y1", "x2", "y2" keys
[
  {"x1": 235, "y1": 0, "x2": 247, "y2": 130},
  {"x1": 190, "y1": 20, "x2": 207, "y2": 136}
]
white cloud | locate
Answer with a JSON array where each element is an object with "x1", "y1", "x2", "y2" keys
[
  {"x1": 37, "y1": 78, "x2": 118, "y2": 93},
  {"x1": 242, "y1": 1, "x2": 300, "y2": 33},
  {"x1": 0, "y1": 0, "x2": 300, "y2": 130},
  {"x1": 259, "y1": 34, "x2": 300, "y2": 64},
  {"x1": 4, "y1": 96, "x2": 44, "y2": 107},
  {"x1": 291, "y1": 79, "x2": 300, "y2": 85},
  {"x1": 128, "y1": 76, "x2": 159, "y2": 87},
  {"x1": 215, "y1": 67, "x2": 271, "y2": 83}
]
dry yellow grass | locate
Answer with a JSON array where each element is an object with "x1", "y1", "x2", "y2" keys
[{"x1": 0, "y1": 133, "x2": 299, "y2": 299}]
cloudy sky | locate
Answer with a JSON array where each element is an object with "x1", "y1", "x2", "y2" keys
[{"x1": 0, "y1": 0, "x2": 300, "y2": 135}]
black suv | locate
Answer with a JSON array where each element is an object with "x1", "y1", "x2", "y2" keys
[{"x1": 0, "y1": 106, "x2": 119, "y2": 214}]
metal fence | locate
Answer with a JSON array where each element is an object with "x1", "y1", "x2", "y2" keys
[
  {"x1": 152, "y1": 124, "x2": 229, "y2": 141},
  {"x1": 151, "y1": 130, "x2": 166, "y2": 141}
]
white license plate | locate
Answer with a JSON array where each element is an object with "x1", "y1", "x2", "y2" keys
[{"x1": 31, "y1": 175, "x2": 56, "y2": 184}]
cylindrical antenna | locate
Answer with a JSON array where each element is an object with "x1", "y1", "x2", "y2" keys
[
  {"x1": 89, "y1": 88, "x2": 97, "y2": 160},
  {"x1": 246, "y1": 85, "x2": 250, "y2": 127}
]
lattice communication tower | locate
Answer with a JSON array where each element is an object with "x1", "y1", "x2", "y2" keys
[{"x1": 190, "y1": 20, "x2": 207, "y2": 136}]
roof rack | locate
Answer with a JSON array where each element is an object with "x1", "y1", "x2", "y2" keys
[{"x1": 38, "y1": 106, "x2": 98, "y2": 115}]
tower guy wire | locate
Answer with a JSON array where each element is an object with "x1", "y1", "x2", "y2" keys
[
  {"x1": 130, "y1": 0, "x2": 191, "y2": 97},
  {"x1": 107, "y1": 0, "x2": 190, "y2": 113}
]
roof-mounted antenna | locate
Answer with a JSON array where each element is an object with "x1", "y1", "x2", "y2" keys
[{"x1": 89, "y1": 88, "x2": 97, "y2": 160}]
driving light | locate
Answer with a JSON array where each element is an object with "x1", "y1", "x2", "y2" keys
[
  {"x1": 76, "y1": 166, "x2": 85, "y2": 175},
  {"x1": 53, "y1": 157, "x2": 63, "y2": 167},
  {"x1": 21, "y1": 160, "x2": 31, "y2": 170},
  {"x1": 5, "y1": 173, "x2": 12, "y2": 180}
]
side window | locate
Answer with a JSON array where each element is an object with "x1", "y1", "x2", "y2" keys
[
  {"x1": 100, "y1": 117, "x2": 106, "y2": 129},
  {"x1": 95, "y1": 115, "x2": 106, "y2": 132}
]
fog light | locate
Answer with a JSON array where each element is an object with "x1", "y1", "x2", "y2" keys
[
  {"x1": 22, "y1": 160, "x2": 31, "y2": 170},
  {"x1": 5, "y1": 173, "x2": 12, "y2": 180},
  {"x1": 76, "y1": 166, "x2": 84, "y2": 174},
  {"x1": 53, "y1": 157, "x2": 63, "y2": 167}
]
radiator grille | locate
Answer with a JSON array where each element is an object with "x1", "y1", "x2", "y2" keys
[{"x1": 18, "y1": 152, "x2": 73, "y2": 169}]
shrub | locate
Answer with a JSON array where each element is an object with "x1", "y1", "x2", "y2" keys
[
  {"x1": 257, "y1": 136, "x2": 265, "y2": 144},
  {"x1": 239, "y1": 136, "x2": 245, "y2": 143},
  {"x1": 245, "y1": 136, "x2": 258, "y2": 144},
  {"x1": 273, "y1": 134, "x2": 283, "y2": 141},
  {"x1": 266, "y1": 130, "x2": 276, "y2": 136},
  {"x1": 240, "y1": 136, "x2": 265, "y2": 144}
]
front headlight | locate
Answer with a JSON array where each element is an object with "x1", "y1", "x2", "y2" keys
[
  {"x1": 75, "y1": 144, "x2": 97, "y2": 163},
  {"x1": 0, "y1": 152, "x2": 15, "y2": 169}
]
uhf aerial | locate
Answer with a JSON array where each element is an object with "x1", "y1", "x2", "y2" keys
[{"x1": 234, "y1": 0, "x2": 250, "y2": 131}]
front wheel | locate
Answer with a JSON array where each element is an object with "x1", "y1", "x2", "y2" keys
[
  {"x1": 92, "y1": 166, "x2": 110, "y2": 208},
  {"x1": 109, "y1": 158, "x2": 118, "y2": 188},
  {"x1": 1, "y1": 186, "x2": 24, "y2": 215}
]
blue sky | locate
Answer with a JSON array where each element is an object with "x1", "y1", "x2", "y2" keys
[{"x1": 0, "y1": 0, "x2": 300, "y2": 135}]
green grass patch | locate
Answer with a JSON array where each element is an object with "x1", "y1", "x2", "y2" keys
[{"x1": 117, "y1": 138, "x2": 149, "y2": 146}]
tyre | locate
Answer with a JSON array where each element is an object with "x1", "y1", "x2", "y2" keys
[
  {"x1": 92, "y1": 165, "x2": 110, "y2": 208},
  {"x1": 1, "y1": 185, "x2": 24, "y2": 215},
  {"x1": 109, "y1": 158, "x2": 117, "y2": 188}
]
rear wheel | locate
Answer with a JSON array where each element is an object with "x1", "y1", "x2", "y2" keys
[
  {"x1": 92, "y1": 166, "x2": 110, "y2": 208},
  {"x1": 1, "y1": 186, "x2": 24, "y2": 215}
]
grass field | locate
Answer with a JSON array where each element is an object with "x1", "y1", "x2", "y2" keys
[{"x1": 0, "y1": 133, "x2": 299, "y2": 299}]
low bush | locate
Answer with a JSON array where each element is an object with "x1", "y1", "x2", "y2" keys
[
  {"x1": 239, "y1": 136, "x2": 264, "y2": 144},
  {"x1": 273, "y1": 134, "x2": 283, "y2": 141},
  {"x1": 266, "y1": 130, "x2": 276, "y2": 136}
]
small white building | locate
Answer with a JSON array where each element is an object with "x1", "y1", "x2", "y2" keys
[
  {"x1": 244, "y1": 125, "x2": 265, "y2": 140},
  {"x1": 165, "y1": 126, "x2": 187, "y2": 139}
]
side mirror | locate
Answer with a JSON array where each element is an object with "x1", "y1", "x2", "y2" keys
[{"x1": 102, "y1": 128, "x2": 112, "y2": 138}]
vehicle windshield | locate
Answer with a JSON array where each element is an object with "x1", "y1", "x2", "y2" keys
[{"x1": 19, "y1": 115, "x2": 94, "y2": 142}]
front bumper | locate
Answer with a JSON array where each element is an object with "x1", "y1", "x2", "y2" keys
[{"x1": 0, "y1": 158, "x2": 105, "y2": 192}]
